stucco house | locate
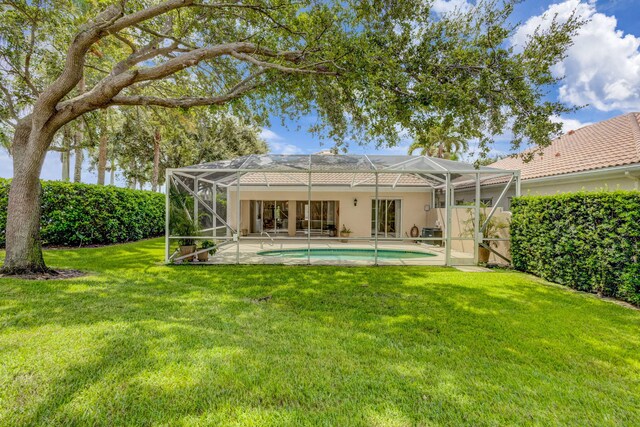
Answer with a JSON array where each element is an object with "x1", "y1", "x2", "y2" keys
[{"x1": 455, "y1": 112, "x2": 640, "y2": 209}]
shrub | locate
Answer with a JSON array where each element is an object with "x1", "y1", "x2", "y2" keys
[
  {"x1": 511, "y1": 191, "x2": 640, "y2": 306},
  {"x1": 0, "y1": 179, "x2": 164, "y2": 247}
]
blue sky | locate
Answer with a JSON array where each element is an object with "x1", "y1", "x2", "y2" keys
[
  {"x1": 2, "y1": 0, "x2": 640, "y2": 185},
  {"x1": 262, "y1": 0, "x2": 640, "y2": 158}
]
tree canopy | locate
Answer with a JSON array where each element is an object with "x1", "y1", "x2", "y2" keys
[
  {"x1": 0, "y1": 0, "x2": 583, "y2": 273},
  {"x1": 0, "y1": 0, "x2": 581, "y2": 155}
]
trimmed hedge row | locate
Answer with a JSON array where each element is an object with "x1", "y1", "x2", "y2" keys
[
  {"x1": 511, "y1": 191, "x2": 640, "y2": 306},
  {"x1": 0, "y1": 179, "x2": 164, "y2": 247}
]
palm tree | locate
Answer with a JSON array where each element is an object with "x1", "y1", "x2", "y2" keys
[{"x1": 408, "y1": 125, "x2": 468, "y2": 159}]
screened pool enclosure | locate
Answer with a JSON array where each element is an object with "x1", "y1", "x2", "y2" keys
[{"x1": 165, "y1": 154, "x2": 520, "y2": 265}]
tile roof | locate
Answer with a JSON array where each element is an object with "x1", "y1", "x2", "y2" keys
[
  {"x1": 239, "y1": 172, "x2": 432, "y2": 187},
  {"x1": 489, "y1": 112, "x2": 640, "y2": 181}
]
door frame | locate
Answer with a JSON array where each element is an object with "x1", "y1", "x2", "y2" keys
[{"x1": 371, "y1": 198, "x2": 402, "y2": 238}]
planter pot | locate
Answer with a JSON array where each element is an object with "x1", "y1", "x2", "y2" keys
[
  {"x1": 179, "y1": 245, "x2": 196, "y2": 262},
  {"x1": 478, "y1": 246, "x2": 490, "y2": 264},
  {"x1": 340, "y1": 232, "x2": 351, "y2": 243},
  {"x1": 197, "y1": 251, "x2": 209, "y2": 262}
]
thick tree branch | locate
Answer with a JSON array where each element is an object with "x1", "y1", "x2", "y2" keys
[
  {"x1": 30, "y1": 5, "x2": 123, "y2": 131},
  {"x1": 112, "y1": 40, "x2": 183, "y2": 76},
  {"x1": 51, "y1": 40, "x2": 331, "y2": 130},
  {"x1": 109, "y1": 94, "x2": 239, "y2": 108},
  {"x1": 31, "y1": 0, "x2": 198, "y2": 127},
  {"x1": 105, "y1": 0, "x2": 194, "y2": 34},
  {"x1": 109, "y1": 74, "x2": 264, "y2": 108},
  {"x1": 23, "y1": 19, "x2": 40, "y2": 97},
  {"x1": 229, "y1": 51, "x2": 334, "y2": 74}
]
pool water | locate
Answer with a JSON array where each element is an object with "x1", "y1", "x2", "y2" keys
[{"x1": 257, "y1": 248, "x2": 436, "y2": 260}]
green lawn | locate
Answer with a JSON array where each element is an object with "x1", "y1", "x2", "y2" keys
[{"x1": 0, "y1": 239, "x2": 639, "y2": 426}]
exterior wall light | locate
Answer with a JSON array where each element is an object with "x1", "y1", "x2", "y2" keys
[{"x1": 353, "y1": 198, "x2": 358, "y2": 207}]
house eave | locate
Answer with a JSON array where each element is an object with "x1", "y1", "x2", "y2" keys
[
  {"x1": 470, "y1": 163, "x2": 640, "y2": 191},
  {"x1": 522, "y1": 163, "x2": 640, "y2": 186}
]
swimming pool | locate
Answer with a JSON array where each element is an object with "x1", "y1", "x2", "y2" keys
[{"x1": 257, "y1": 248, "x2": 436, "y2": 261}]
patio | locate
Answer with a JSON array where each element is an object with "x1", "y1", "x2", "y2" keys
[
  {"x1": 166, "y1": 154, "x2": 520, "y2": 266},
  {"x1": 193, "y1": 239, "x2": 469, "y2": 266}
]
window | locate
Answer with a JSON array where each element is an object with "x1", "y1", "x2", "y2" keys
[
  {"x1": 455, "y1": 199, "x2": 466, "y2": 206},
  {"x1": 481, "y1": 198, "x2": 493, "y2": 207}
]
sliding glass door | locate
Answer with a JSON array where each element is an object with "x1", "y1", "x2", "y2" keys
[
  {"x1": 261, "y1": 201, "x2": 289, "y2": 234},
  {"x1": 296, "y1": 200, "x2": 338, "y2": 235},
  {"x1": 372, "y1": 199, "x2": 401, "y2": 238}
]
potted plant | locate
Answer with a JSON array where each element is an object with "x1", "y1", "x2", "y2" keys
[
  {"x1": 462, "y1": 204, "x2": 509, "y2": 264},
  {"x1": 177, "y1": 230, "x2": 197, "y2": 261},
  {"x1": 169, "y1": 190, "x2": 199, "y2": 261},
  {"x1": 197, "y1": 240, "x2": 217, "y2": 262},
  {"x1": 340, "y1": 225, "x2": 352, "y2": 243}
]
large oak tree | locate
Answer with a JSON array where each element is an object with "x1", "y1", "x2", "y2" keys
[{"x1": 0, "y1": 0, "x2": 581, "y2": 274}]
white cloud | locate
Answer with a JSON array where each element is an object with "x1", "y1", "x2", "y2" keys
[
  {"x1": 268, "y1": 141, "x2": 304, "y2": 155},
  {"x1": 259, "y1": 128, "x2": 283, "y2": 143},
  {"x1": 260, "y1": 127, "x2": 306, "y2": 154},
  {"x1": 550, "y1": 115, "x2": 592, "y2": 133},
  {"x1": 431, "y1": 0, "x2": 472, "y2": 15},
  {"x1": 377, "y1": 144, "x2": 412, "y2": 155},
  {"x1": 512, "y1": 0, "x2": 640, "y2": 112}
]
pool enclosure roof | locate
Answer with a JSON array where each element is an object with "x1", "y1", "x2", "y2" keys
[
  {"x1": 166, "y1": 154, "x2": 521, "y2": 266},
  {"x1": 172, "y1": 154, "x2": 518, "y2": 188}
]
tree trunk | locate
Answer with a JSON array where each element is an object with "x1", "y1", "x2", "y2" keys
[
  {"x1": 61, "y1": 126, "x2": 71, "y2": 182},
  {"x1": 73, "y1": 138, "x2": 83, "y2": 182},
  {"x1": 73, "y1": 77, "x2": 85, "y2": 183},
  {"x1": 109, "y1": 159, "x2": 115, "y2": 185},
  {"x1": 97, "y1": 124, "x2": 108, "y2": 185},
  {"x1": 1, "y1": 122, "x2": 52, "y2": 274},
  {"x1": 152, "y1": 128, "x2": 160, "y2": 192}
]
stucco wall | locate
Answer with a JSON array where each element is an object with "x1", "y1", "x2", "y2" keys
[
  {"x1": 446, "y1": 168, "x2": 640, "y2": 263},
  {"x1": 228, "y1": 188, "x2": 433, "y2": 238},
  {"x1": 453, "y1": 169, "x2": 640, "y2": 210},
  {"x1": 436, "y1": 207, "x2": 511, "y2": 263},
  {"x1": 523, "y1": 175, "x2": 639, "y2": 194}
]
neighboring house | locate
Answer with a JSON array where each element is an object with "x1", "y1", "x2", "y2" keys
[{"x1": 455, "y1": 112, "x2": 640, "y2": 210}]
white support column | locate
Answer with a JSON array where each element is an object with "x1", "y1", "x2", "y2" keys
[
  {"x1": 212, "y1": 182, "x2": 217, "y2": 239},
  {"x1": 193, "y1": 177, "x2": 198, "y2": 227},
  {"x1": 226, "y1": 186, "x2": 231, "y2": 238},
  {"x1": 445, "y1": 173, "x2": 452, "y2": 266},
  {"x1": 374, "y1": 173, "x2": 379, "y2": 266},
  {"x1": 474, "y1": 172, "x2": 481, "y2": 265},
  {"x1": 236, "y1": 172, "x2": 240, "y2": 264},
  {"x1": 307, "y1": 171, "x2": 311, "y2": 265},
  {"x1": 165, "y1": 170, "x2": 171, "y2": 263},
  {"x1": 515, "y1": 171, "x2": 521, "y2": 197}
]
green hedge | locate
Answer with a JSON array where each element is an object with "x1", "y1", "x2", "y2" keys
[
  {"x1": 511, "y1": 191, "x2": 640, "y2": 306},
  {"x1": 0, "y1": 179, "x2": 164, "y2": 247}
]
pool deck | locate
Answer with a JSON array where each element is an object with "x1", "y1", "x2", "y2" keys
[{"x1": 190, "y1": 239, "x2": 475, "y2": 266}]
